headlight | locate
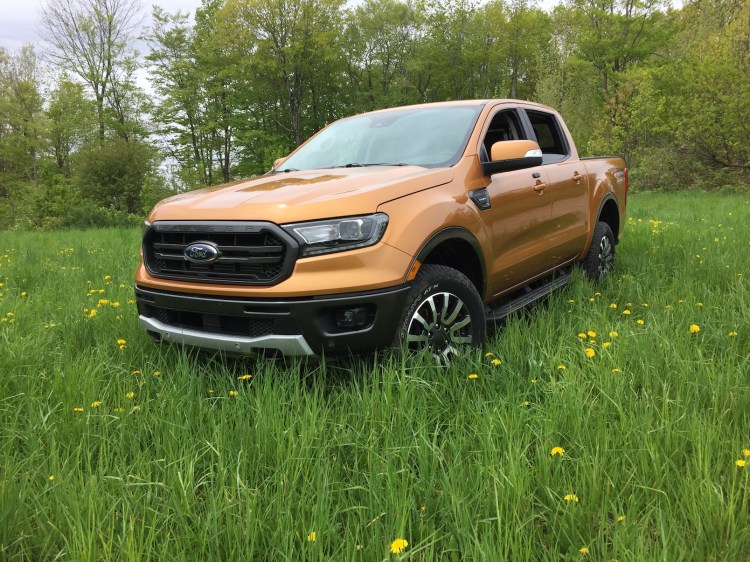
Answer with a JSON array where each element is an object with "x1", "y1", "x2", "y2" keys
[
  {"x1": 142, "y1": 220, "x2": 151, "y2": 236},
  {"x1": 283, "y1": 213, "x2": 389, "y2": 257}
]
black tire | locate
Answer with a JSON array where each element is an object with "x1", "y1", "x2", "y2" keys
[
  {"x1": 393, "y1": 264, "x2": 486, "y2": 365},
  {"x1": 583, "y1": 221, "x2": 615, "y2": 280}
]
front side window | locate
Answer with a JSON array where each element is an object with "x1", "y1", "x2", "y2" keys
[{"x1": 279, "y1": 106, "x2": 483, "y2": 172}]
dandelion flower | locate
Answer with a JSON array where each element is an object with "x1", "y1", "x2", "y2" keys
[
  {"x1": 609, "y1": 330, "x2": 618, "y2": 338},
  {"x1": 617, "y1": 515, "x2": 625, "y2": 522},
  {"x1": 132, "y1": 370, "x2": 141, "y2": 375},
  {"x1": 550, "y1": 446, "x2": 565, "y2": 457},
  {"x1": 420, "y1": 505, "x2": 427, "y2": 515},
  {"x1": 237, "y1": 374, "x2": 253, "y2": 380},
  {"x1": 132, "y1": 405, "x2": 141, "y2": 412},
  {"x1": 636, "y1": 319, "x2": 644, "y2": 325},
  {"x1": 602, "y1": 342, "x2": 612, "y2": 348},
  {"x1": 728, "y1": 331, "x2": 737, "y2": 337},
  {"x1": 153, "y1": 371, "x2": 161, "y2": 376},
  {"x1": 743, "y1": 449, "x2": 750, "y2": 458},
  {"x1": 521, "y1": 401, "x2": 530, "y2": 406},
  {"x1": 48, "y1": 475, "x2": 54, "y2": 481},
  {"x1": 91, "y1": 401, "x2": 101, "y2": 408},
  {"x1": 737, "y1": 459, "x2": 746, "y2": 469},
  {"x1": 390, "y1": 538, "x2": 408, "y2": 554},
  {"x1": 577, "y1": 333, "x2": 587, "y2": 339},
  {"x1": 609, "y1": 303, "x2": 617, "y2": 309},
  {"x1": 307, "y1": 531, "x2": 316, "y2": 542},
  {"x1": 125, "y1": 391, "x2": 135, "y2": 399},
  {"x1": 88, "y1": 309, "x2": 97, "y2": 318},
  {"x1": 557, "y1": 364, "x2": 566, "y2": 370},
  {"x1": 73, "y1": 407, "x2": 84, "y2": 412},
  {"x1": 229, "y1": 390, "x2": 238, "y2": 397},
  {"x1": 564, "y1": 493, "x2": 579, "y2": 503},
  {"x1": 585, "y1": 348, "x2": 596, "y2": 358},
  {"x1": 612, "y1": 368, "x2": 622, "y2": 373},
  {"x1": 689, "y1": 324, "x2": 700, "y2": 333},
  {"x1": 468, "y1": 373, "x2": 478, "y2": 379},
  {"x1": 485, "y1": 352, "x2": 494, "y2": 357},
  {"x1": 587, "y1": 330, "x2": 597, "y2": 338},
  {"x1": 21, "y1": 291, "x2": 27, "y2": 297},
  {"x1": 491, "y1": 358, "x2": 501, "y2": 366},
  {"x1": 579, "y1": 546, "x2": 589, "y2": 555},
  {"x1": 622, "y1": 309, "x2": 631, "y2": 315}
]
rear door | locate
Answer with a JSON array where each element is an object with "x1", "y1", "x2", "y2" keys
[{"x1": 521, "y1": 109, "x2": 589, "y2": 264}]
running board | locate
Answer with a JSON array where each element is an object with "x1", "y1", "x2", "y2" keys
[{"x1": 486, "y1": 269, "x2": 572, "y2": 323}]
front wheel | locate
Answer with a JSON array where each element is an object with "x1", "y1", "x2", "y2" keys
[
  {"x1": 583, "y1": 221, "x2": 616, "y2": 280},
  {"x1": 394, "y1": 264, "x2": 486, "y2": 365}
]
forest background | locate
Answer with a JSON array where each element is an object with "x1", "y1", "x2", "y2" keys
[{"x1": 0, "y1": 0, "x2": 748, "y2": 230}]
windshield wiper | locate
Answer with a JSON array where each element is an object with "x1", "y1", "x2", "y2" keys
[
  {"x1": 270, "y1": 167, "x2": 300, "y2": 174},
  {"x1": 331, "y1": 162, "x2": 409, "y2": 168}
]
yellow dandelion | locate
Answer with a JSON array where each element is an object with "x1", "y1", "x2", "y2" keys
[
  {"x1": 125, "y1": 391, "x2": 135, "y2": 399},
  {"x1": 586, "y1": 330, "x2": 597, "y2": 338},
  {"x1": 728, "y1": 331, "x2": 737, "y2": 337},
  {"x1": 557, "y1": 364, "x2": 566, "y2": 370},
  {"x1": 602, "y1": 342, "x2": 612, "y2": 348},
  {"x1": 21, "y1": 291, "x2": 27, "y2": 297},
  {"x1": 585, "y1": 348, "x2": 596, "y2": 358},
  {"x1": 420, "y1": 505, "x2": 427, "y2": 515},
  {"x1": 104, "y1": 275, "x2": 111, "y2": 280},
  {"x1": 563, "y1": 493, "x2": 579, "y2": 503},
  {"x1": 577, "y1": 333, "x2": 587, "y2": 339},
  {"x1": 521, "y1": 401, "x2": 530, "y2": 406},
  {"x1": 742, "y1": 449, "x2": 750, "y2": 458},
  {"x1": 484, "y1": 352, "x2": 494, "y2": 357},
  {"x1": 208, "y1": 389, "x2": 215, "y2": 395},
  {"x1": 237, "y1": 374, "x2": 253, "y2": 380},
  {"x1": 736, "y1": 459, "x2": 746, "y2": 469},
  {"x1": 132, "y1": 370, "x2": 141, "y2": 375},
  {"x1": 609, "y1": 330, "x2": 618, "y2": 338},
  {"x1": 550, "y1": 446, "x2": 565, "y2": 457},
  {"x1": 531, "y1": 378, "x2": 538, "y2": 384},
  {"x1": 110, "y1": 301, "x2": 120, "y2": 308},
  {"x1": 468, "y1": 373, "x2": 478, "y2": 379},
  {"x1": 617, "y1": 515, "x2": 625, "y2": 522},
  {"x1": 491, "y1": 358, "x2": 501, "y2": 366},
  {"x1": 153, "y1": 371, "x2": 161, "y2": 376},
  {"x1": 73, "y1": 407, "x2": 84, "y2": 412},
  {"x1": 579, "y1": 546, "x2": 589, "y2": 555},
  {"x1": 622, "y1": 309, "x2": 631, "y2": 315},
  {"x1": 307, "y1": 531, "x2": 316, "y2": 542},
  {"x1": 48, "y1": 474, "x2": 54, "y2": 481},
  {"x1": 132, "y1": 405, "x2": 141, "y2": 412},
  {"x1": 568, "y1": 299, "x2": 575, "y2": 304},
  {"x1": 114, "y1": 407, "x2": 124, "y2": 413},
  {"x1": 91, "y1": 401, "x2": 102, "y2": 408},
  {"x1": 610, "y1": 303, "x2": 617, "y2": 309},
  {"x1": 88, "y1": 309, "x2": 97, "y2": 318},
  {"x1": 390, "y1": 538, "x2": 408, "y2": 554},
  {"x1": 612, "y1": 368, "x2": 622, "y2": 373},
  {"x1": 689, "y1": 324, "x2": 700, "y2": 334},
  {"x1": 229, "y1": 390, "x2": 238, "y2": 397},
  {"x1": 594, "y1": 292, "x2": 602, "y2": 297},
  {"x1": 636, "y1": 319, "x2": 644, "y2": 325}
]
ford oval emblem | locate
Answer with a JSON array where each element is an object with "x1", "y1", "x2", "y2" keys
[{"x1": 184, "y1": 241, "x2": 221, "y2": 264}]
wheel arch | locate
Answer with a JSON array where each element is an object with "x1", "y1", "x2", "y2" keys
[
  {"x1": 597, "y1": 195, "x2": 620, "y2": 243},
  {"x1": 412, "y1": 227, "x2": 486, "y2": 299}
]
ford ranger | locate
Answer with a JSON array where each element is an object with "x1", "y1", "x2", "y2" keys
[{"x1": 135, "y1": 100, "x2": 627, "y2": 363}]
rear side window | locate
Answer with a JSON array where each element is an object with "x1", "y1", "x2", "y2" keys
[{"x1": 525, "y1": 110, "x2": 569, "y2": 163}]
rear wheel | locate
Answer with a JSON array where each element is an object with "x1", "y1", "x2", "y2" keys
[
  {"x1": 583, "y1": 221, "x2": 615, "y2": 280},
  {"x1": 394, "y1": 264, "x2": 486, "y2": 365}
]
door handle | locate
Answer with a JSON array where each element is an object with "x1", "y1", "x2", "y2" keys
[
  {"x1": 572, "y1": 172, "x2": 583, "y2": 182},
  {"x1": 533, "y1": 181, "x2": 547, "y2": 192}
]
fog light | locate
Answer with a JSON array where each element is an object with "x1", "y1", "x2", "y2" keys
[{"x1": 335, "y1": 306, "x2": 369, "y2": 329}]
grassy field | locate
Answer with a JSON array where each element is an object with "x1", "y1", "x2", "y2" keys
[{"x1": 1, "y1": 191, "x2": 749, "y2": 561}]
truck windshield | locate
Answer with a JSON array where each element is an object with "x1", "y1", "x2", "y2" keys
[{"x1": 278, "y1": 106, "x2": 482, "y2": 172}]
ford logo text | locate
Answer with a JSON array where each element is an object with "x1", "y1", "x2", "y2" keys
[{"x1": 184, "y1": 242, "x2": 221, "y2": 264}]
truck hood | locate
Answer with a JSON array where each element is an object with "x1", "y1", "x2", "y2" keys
[{"x1": 149, "y1": 166, "x2": 454, "y2": 223}]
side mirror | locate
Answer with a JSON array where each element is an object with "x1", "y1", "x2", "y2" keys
[
  {"x1": 481, "y1": 140, "x2": 543, "y2": 176},
  {"x1": 272, "y1": 156, "x2": 288, "y2": 170}
]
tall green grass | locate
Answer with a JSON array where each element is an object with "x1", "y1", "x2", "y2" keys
[{"x1": 1, "y1": 191, "x2": 748, "y2": 561}]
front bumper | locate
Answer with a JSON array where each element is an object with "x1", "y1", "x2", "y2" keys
[{"x1": 135, "y1": 284, "x2": 411, "y2": 356}]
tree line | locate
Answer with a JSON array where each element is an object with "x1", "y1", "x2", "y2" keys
[{"x1": 0, "y1": 0, "x2": 748, "y2": 230}]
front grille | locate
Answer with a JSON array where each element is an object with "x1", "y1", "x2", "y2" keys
[
  {"x1": 142, "y1": 303, "x2": 276, "y2": 338},
  {"x1": 143, "y1": 221, "x2": 298, "y2": 285}
]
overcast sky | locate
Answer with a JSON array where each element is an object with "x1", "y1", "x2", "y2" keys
[{"x1": 0, "y1": 0, "x2": 204, "y2": 52}]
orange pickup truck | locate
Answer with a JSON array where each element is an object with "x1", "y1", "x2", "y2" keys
[{"x1": 135, "y1": 99, "x2": 627, "y2": 362}]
